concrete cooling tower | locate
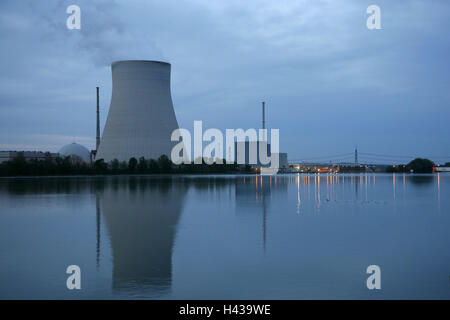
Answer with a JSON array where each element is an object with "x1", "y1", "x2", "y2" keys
[{"x1": 96, "y1": 60, "x2": 179, "y2": 162}]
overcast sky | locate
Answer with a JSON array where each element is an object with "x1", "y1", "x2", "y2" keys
[{"x1": 0, "y1": 0, "x2": 449, "y2": 164}]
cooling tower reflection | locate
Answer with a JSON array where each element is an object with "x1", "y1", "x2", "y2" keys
[{"x1": 97, "y1": 177, "x2": 187, "y2": 296}]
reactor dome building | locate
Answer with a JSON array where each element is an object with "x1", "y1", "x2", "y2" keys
[
  {"x1": 59, "y1": 142, "x2": 91, "y2": 163},
  {"x1": 95, "y1": 60, "x2": 180, "y2": 162}
]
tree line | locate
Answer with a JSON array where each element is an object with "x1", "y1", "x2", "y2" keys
[
  {"x1": 385, "y1": 158, "x2": 439, "y2": 173},
  {"x1": 0, "y1": 154, "x2": 252, "y2": 177},
  {"x1": 1, "y1": 154, "x2": 443, "y2": 176}
]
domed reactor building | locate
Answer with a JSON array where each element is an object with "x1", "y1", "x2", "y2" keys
[
  {"x1": 96, "y1": 60, "x2": 180, "y2": 162},
  {"x1": 59, "y1": 143, "x2": 91, "y2": 163}
]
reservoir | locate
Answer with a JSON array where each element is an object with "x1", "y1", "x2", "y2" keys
[{"x1": 0, "y1": 174, "x2": 449, "y2": 299}]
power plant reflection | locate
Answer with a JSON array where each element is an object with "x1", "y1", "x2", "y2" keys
[{"x1": 96, "y1": 177, "x2": 187, "y2": 295}]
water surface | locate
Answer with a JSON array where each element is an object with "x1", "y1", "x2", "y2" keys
[{"x1": 0, "y1": 174, "x2": 449, "y2": 299}]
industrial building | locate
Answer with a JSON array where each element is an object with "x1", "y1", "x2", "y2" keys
[
  {"x1": 2, "y1": 61, "x2": 289, "y2": 173},
  {"x1": 0, "y1": 151, "x2": 59, "y2": 163},
  {"x1": 277, "y1": 152, "x2": 288, "y2": 167},
  {"x1": 232, "y1": 102, "x2": 288, "y2": 170},
  {"x1": 233, "y1": 143, "x2": 287, "y2": 167},
  {"x1": 435, "y1": 166, "x2": 450, "y2": 172},
  {"x1": 0, "y1": 143, "x2": 92, "y2": 164},
  {"x1": 234, "y1": 141, "x2": 271, "y2": 166},
  {"x1": 59, "y1": 143, "x2": 91, "y2": 163},
  {"x1": 95, "y1": 60, "x2": 180, "y2": 162}
]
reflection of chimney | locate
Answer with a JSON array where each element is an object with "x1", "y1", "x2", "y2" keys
[
  {"x1": 96, "y1": 87, "x2": 100, "y2": 151},
  {"x1": 96, "y1": 196, "x2": 101, "y2": 269}
]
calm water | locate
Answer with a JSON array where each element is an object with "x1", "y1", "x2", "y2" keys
[{"x1": 0, "y1": 174, "x2": 449, "y2": 299}]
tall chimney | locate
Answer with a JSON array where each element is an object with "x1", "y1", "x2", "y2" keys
[
  {"x1": 262, "y1": 101, "x2": 267, "y2": 141},
  {"x1": 96, "y1": 86, "x2": 100, "y2": 151},
  {"x1": 262, "y1": 101, "x2": 265, "y2": 130}
]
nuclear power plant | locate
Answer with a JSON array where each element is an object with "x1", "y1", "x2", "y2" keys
[
  {"x1": 95, "y1": 60, "x2": 180, "y2": 162},
  {"x1": 2, "y1": 59, "x2": 289, "y2": 169}
]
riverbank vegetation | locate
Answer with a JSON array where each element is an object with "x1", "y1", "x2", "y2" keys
[
  {"x1": 385, "y1": 158, "x2": 435, "y2": 173},
  {"x1": 0, "y1": 155, "x2": 252, "y2": 177}
]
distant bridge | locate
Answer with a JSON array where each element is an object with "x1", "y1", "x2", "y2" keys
[{"x1": 288, "y1": 150, "x2": 450, "y2": 166}]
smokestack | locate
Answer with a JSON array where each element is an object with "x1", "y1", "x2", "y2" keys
[
  {"x1": 262, "y1": 101, "x2": 267, "y2": 141},
  {"x1": 96, "y1": 86, "x2": 100, "y2": 151},
  {"x1": 262, "y1": 101, "x2": 265, "y2": 130}
]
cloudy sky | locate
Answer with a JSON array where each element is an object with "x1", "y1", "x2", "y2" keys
[{"x1": 0, "y1": 0, "x2": 449, "y2": 164}]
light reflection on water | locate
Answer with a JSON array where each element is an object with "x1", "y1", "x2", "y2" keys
[{"x1": 0, "y1": 174, "x2": 449, "y2": 299}]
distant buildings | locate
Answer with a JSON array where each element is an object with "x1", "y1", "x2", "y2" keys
[
  {"x1": 277, "y1": 152, "x2": 288, "y2": 167},
  {"x1": 284, "y1": 163, "x2": 367, "y2": 174},
  {"x1": 59, "y1": 143, "x2": 91, "y2": 163},
  {"x1": 233, "y1": 141, "x2": 288, "y2": 169},
  {"x1": 234, "y1": 141, "x2": 270, "y2": 166},
  {"x1": 0, "y1": 142, "x2": 92, "y2": 164},
  {"x1": 0, "y1": 151, "x2": 59, "y2": 163}
]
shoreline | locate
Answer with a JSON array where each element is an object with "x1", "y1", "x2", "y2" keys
[{"x1": 0, "y1": 172, "x2": 443, "y2": 180}]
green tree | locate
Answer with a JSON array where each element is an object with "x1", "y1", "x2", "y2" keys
[
  {"x1": 0, "y1": 162, "x2": 7, "y2": 176},
  {"x1": 148, "y1": 159, "x2": 159, "y2": 173},
  {"x1": 386, "y1": 166, "x2": 397, "y2": 173},
  {"x1": 406, "y1": 158, "x2": 435, "y2": 173},
  {"x1": 9, "y1": 154, "x2": 28, "y2": 175},
  {"x1": 137, "y1": 157, "x2": 148, "y2": 173},
  {"x1": 119, "y1": 161, "x2": 128, "y2": 173},
  {"x1": 55, "y1": 156, "x2": 72, "y2": 175},
  {"x1": 128, "y1": 157, "x2": 138, "y2": 172},
  {"x1": 385, "y1": 165, "x2": 407, "y2": 173},
  {"x1": 110, "y1": 159, "x2": 120, "y2": 173},
  {"x1": 94, "y1": 159, "x2": 108, "y2": 173},
  {"x1": 157, "y1": 155, "x2": 172, "y2": 173}
]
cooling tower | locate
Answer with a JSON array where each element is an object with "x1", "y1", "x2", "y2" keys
[{"x1": 96, "y1": 60, "x2": 179, "y2": 162}]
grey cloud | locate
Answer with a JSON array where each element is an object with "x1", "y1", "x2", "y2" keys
[{"x1": 0, "y1": 0, "x2": 449, "y2": 162}]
